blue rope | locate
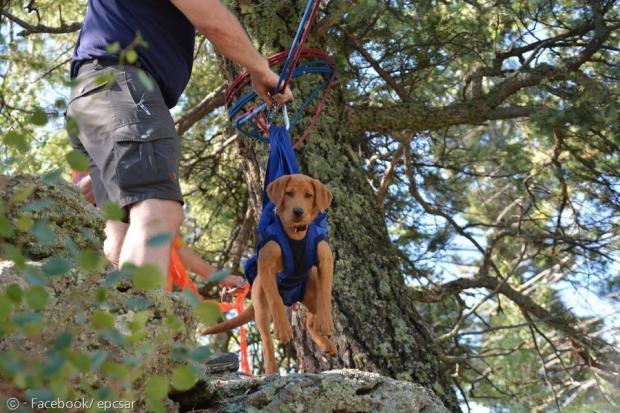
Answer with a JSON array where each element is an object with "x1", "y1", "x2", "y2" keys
[
  {"x1": 273, "y1": 0, "x2": 317, "y2": 96},
  {"x1": 230, "y1": 60, "x2": 334, "y2": 141}
]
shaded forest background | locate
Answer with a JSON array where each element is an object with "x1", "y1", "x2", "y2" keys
[{"x1": 1, "y1": 0, "x2": 619, "y2": 412}]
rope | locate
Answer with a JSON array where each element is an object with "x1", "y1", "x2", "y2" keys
[
  {"x1": 225, "y1": 0, "x2": 334, "y2": 146},
  {"x1": 166, "y1": 240, "x2": 251, "y2": 375}
]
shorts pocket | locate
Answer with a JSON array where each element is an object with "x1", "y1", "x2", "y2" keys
[
  {"x1": 114, "y1": 135, "x2": 179, "y2": 190},
  {"x1": 68, "y1": 69, "x2": 115, "y2": 106}
]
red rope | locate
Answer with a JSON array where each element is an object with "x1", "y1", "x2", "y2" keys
[{"x1": 166, "y1": 240, "x2": 251, "y2": 374}]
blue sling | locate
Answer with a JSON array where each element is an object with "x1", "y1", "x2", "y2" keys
[{"x1": 243, "y1": 126, "x2": 328, "y2": 306}]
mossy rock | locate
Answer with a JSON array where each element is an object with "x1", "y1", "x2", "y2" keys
[{"x1": 1, "y1": 174, "x2": 104, "y2": 259}]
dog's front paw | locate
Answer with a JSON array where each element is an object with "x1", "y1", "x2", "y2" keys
[
  {"x1": 274, "y1": 319, "x2": 293, "y2": 343},
  {"x1": 315, "y1": 311, "x2": 335, "y2": 337}
]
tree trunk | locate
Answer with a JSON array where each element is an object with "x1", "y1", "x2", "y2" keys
[{"x1": 223, "y1": 2, "x2": 460, "y2": 411}]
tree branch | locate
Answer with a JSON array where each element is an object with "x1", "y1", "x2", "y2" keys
[
  {"x1": 0, "y1": 8, "x2": 81, "y2": 36},
  {"x1": 174, "y1": 84, "x2": 226, "y2": 135}
]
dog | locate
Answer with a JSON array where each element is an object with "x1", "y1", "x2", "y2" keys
[{"x1": 203, "y1": 173, "x2": 336, "y2": 374}]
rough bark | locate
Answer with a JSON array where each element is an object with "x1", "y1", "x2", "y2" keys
[{"x1": 225, "y1": 2, "x2": 460, "y2": 411}]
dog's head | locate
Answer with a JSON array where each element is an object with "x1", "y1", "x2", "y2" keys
[{"x1": 267, "y1": 174, "x2": 332, "y2": 238}]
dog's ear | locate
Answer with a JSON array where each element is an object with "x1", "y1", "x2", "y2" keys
[
  {"x1": 312, "y1": 178, "x2": 333, "y2": 212},
  {"x1": 267, "y1": 175, "x2": 291, "y2": 208}
]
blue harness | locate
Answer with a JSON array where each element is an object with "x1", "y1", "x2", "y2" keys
[{"x1": 244, "y1": 126, "x2": 328, "y2": 306}]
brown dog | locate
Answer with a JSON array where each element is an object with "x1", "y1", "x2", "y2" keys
[{"x1": 203, "y1": 173, "x2": 336, "y2": 374}]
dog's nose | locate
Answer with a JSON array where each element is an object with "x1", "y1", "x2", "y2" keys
[{"x1": 293, "y1": 207, "x2": 304, "y2": 217}]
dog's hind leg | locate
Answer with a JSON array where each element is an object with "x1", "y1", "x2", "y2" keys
[
  {"x1": 302, "y1": 269, "x2": 337, "y2": 356},
  {"x1": 314, "y1": 241, "x2": 335, "y2": 337},
  {"x1": 257, "y1": 242, "x2": 293, "y2": 344},
  {"x1": 252, "y1": 275, "x2": 278, "y2": 374}
]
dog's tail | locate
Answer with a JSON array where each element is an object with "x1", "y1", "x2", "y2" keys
[{"x1": 201, "y1": 304, "x2": 255, "y2": 335}]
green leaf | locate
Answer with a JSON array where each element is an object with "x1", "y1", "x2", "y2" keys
[
  {"x1": 15, "y1": 215, "x2": 34, "y2": 232},
  {"x1": 12, "y1": 311, "x2": 43, "y2": 327},
  {"x1": 89, "y1": 350, "x2": 108, "y2": 371},
  {"x1": 67, "y1": 351, "x2": 91, "y2": 372},
  {"x1": 65, "y1": 116, "x2": 80, "y2": 136},
  {"x1": 6, "y1": 284, "x2": 23, "y2": 304},
  {"x1": 133, "y1": 264, "x2": 164, "y2": 291},
  {"x1": 190, "y1": 346, "x2": 212, "y2": 362},
  {"x1": 3, "y1": 131, "x2": 29, "y2": 153},
  {"x1": 9, "y1": 184, "x2": 35, "y2": 204},
  {"x1": 77, "y1": 249, "x2": 105, "y2": 272},
  {"x1": 0, "y1": 216, "x2": 14, "y2": 237},
  {"x1": 51, "y1": 331, "x2": 73, "y2": 352},
  {"x1": 105, "y1": 42, "x2": 121, "y2": 54},
  {"x1": 102, "y1": 201, "x2": 126, "y2": 221},
  {"x1": 25, "y1": 286, "x2": 49, "y2": 310},
  {"x1": 41, "y1": 257, "x2": 71, "y2": 276},
  {"x1": 3, "y1": 244, "x2": 26, "y2": 269},
  {"x1": 125, "y1": 49, "x2": 138, "y2": 64},
  {"x1": 30, "y1": 107, "x2": 48, "y2": 126},
  {"x1": 101, "y1": 361, "x2": 129, "y2": 379},
  {"x1": 195, "y1": 301, "x2": 222, "y2": 326},
  {"x1": 171, "y1": 365, "x2": 198, "y2": 391},
  {"x1": 165, "y1": 314, "x2": 183, "y2": 332},
  {"x1": 127, "y1": 311, "x2": 149, "y2": 334},
  {"x1": 137, "y1": 70, "x2": 154, "y2": 92},
  {"x1": 41, "y1": 169, "x2": 62, "y2": 184},
  {"x1": 0, "y1": 294, "x2": 12, "y2": 319},
  {"x1": 147, "y1": 232, "x2": 172, "y2": 247},
  {"x1": 22, "y1": 265, "x2": 47, "y2": 286},
  {"x1": 145, "y1": 375, "x2": 169, "y2": 399},
  {"x1": 125, "y1": 297, "x2": 152, "y2": 310},
  {"x1": 91, "y1": 310, "x2": 115, "y2": 330},
  {"x1": 31, "y1": 220, "x2": 55, "y2": 243},
  {"x1": 94, "y1": 72, "x2": 115, "y2": 86},
  {"x1": 65, "y1": 150, "x2": 89, "y2": 172}
]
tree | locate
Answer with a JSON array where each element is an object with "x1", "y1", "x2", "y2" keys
[{"x1": 1, "y1": 0, "x2": 619, "y2": 411}]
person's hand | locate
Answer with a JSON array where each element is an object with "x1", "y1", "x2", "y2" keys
[
  {"x1": 250, "y1": 64, "x2": 293, "y2": 106},
  {"x1": 218, "y1": 275, "x2": 247, "y2": 289},
  {"x1": 78, "y1": 175, "x2": 96, "y2": 205}
]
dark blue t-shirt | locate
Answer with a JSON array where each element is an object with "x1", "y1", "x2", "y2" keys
[{"x1": 71, "y1": 0, "x2": 195, "y2": 108}]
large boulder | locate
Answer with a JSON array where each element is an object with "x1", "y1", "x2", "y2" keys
[
  {"x1": 0, "y1": 175, "x2": 197, "y2": 411},
  {"x1": 172, "y1": 369, "x2": 450, "y2": 413}
]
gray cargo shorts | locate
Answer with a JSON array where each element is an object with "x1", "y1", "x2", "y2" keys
[{"x1": 66, "y1": 60, "x2": 183, "y2": 214}]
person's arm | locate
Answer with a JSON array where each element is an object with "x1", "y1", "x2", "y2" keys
[
  {"x1": 177, "y1": 245, "x2": 247, "y2": 288},
  {"x1": 170, "y1": 0, "x2": 293, "y2": 105},
  {"x1": 177, "y1": 244, "x2": 216, "y2": 278}
]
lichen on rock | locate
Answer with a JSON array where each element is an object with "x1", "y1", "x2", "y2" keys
[{"x1": 174, "y1": 369, "x2": 450, "y2": 413}]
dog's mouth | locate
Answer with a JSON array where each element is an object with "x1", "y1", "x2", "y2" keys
[{"x1": 291, "y1": 224, "x2": 307, "y2": 233}]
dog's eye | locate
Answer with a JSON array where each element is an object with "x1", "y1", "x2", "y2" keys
[
  {"x1": 285, "y1": 191, "x2": 294, "y2": 197},
  {"x1": 305, "y1": 193, "x2": 313, "y2": 199}
]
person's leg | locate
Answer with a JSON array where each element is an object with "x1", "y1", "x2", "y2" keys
[
  {"x1": 119, "y1": 198, "x2": 183, "y2": 276},
  {"x1": 104, "y1": 220, "x2": 129, "y2": 269}
]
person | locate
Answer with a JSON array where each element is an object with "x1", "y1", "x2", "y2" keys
[
  {"x1": 71, "y1": 171, "x2": 246, "y2": 289},
  {"x1": 66, "y1": 0, "x2": 292, "y2": 282}
]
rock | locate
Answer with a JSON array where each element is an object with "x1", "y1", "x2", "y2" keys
[
  {"x1": 173, "y1": 369, "x2": 450, "y2": 413},
  {"x1": 0, "y1": 174, "x2": 197, "y2": 410},
  {"x1": 1, "y1": 174, "x2": 104, "y2": 259}
]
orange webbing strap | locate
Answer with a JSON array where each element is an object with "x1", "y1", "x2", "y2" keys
[
  {"x1": 217, "y1": 284, "x2": 251, "y2": 374},
  {"x1": 166, "y1": 238, "x2": 251, "y2": 374},
  {"x1": 166, "y1": 245, "x2": 201, "y2": 297}
]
